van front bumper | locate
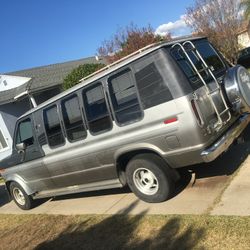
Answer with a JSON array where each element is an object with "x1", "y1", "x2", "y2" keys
[{"x1": 201, "y1": 114, "x2": 250, "y2": 162}]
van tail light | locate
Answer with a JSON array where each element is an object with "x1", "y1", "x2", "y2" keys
[
  {"x1": 164, "y1": 117, "x2": 178, "y2": 124},
  {"x1": 191, "y1": 99, "x2": 203, "y2": 127}
]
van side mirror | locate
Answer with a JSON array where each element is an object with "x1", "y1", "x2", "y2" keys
[
  {"x1": 16, "y1": 142, "x2": 27, "y2": 153},
  {"x1": 16, "y1": 142, "x2": 27, "y2": 162}
]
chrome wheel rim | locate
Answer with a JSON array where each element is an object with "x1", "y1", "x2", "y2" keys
[
  {"x1": 13, "y1": 187, "x2": 25, "y2": 206},
  {"x1": 133, "y1": 168, "x2": 159, "y2": 195}
]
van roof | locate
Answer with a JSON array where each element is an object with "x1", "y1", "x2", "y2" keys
[{"x1": 20, "y1": 36, "x2": 204, "y2": 119}]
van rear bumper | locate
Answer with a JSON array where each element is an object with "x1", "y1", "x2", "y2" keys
[{"x1": 201, "y1": 114, "x2": 250, "y2": 162}]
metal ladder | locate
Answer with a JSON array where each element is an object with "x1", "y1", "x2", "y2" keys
[{"x1": 171, "y1": 41, "x2": 231, "y2": 130}]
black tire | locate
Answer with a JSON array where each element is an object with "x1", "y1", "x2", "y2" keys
[
  {"x1": 125, "y1": 154, "x2": 175, "y2": 203},
  {"x1": 9, "y1": 182, "x2": 34, "y2": 210}
]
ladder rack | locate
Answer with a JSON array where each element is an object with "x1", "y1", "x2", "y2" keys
[
  {"x1": 171, "y1": 41, "x2": 231, "y2": 130},
  {"x1": 79, "y1": 42, "x2": 163, "y2": 83}
]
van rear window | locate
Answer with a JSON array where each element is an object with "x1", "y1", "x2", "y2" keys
[
  {"x1": 170, "y1": 40, "x2": 226, "y2": 90},
  {"x1": 43, "y1": 105, "x2": 65, "y2": 147}
]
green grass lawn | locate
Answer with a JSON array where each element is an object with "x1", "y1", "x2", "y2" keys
[{"x1": 0, "y1": 214, "x2": 249, "y2": 250}]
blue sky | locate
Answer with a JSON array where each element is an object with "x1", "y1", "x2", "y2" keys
[{"x1": 0, "y1": 0, "x2": 193, "y2": 73}]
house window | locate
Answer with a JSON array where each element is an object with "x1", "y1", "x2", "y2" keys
[
  {"x1": 44, "y1": 105, "x2": 65, "y2": 147},
  {"x1": 108, "y1": 68, "x2": 142, "y2": 125},
  {"x1": 82, "y1": 82, "x2": 112, "y2": 134},
  {"x1": 16, "y1": 118, "x2": 34, "y2": 147},
  {"x1": 61, "y1": 94, "x2": 87, "y2": 142},
  {"x1": 0, "y1": 129, "x2": 8, "y2": 149}
]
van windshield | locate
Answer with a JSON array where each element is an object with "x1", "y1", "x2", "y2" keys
[{"x1": 170, "y1": 40, "x2": 226, "y2": 90}]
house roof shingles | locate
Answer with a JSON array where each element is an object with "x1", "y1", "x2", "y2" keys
[
  {"x1": 0, "y1": 56, "x2": 105, "y2": 104},
  {"x1": 7, "y1": 56, "x2": 104, "y2": 91}
]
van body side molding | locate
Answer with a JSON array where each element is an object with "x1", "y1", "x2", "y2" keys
[{"x1": 33, "y1": 179, "x2": 122, "y2": 199}]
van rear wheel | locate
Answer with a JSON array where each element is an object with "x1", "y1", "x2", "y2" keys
[
  {"x1": 125, "y1": 154, "x2": 175, "y2": 203},
  {"x1": 10, "y1": 182, "x2": 34, "y2": 210}
]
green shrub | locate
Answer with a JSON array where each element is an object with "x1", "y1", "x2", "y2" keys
[{"x1": 63, "y1": 63, "x2": 105, "y2": 90}]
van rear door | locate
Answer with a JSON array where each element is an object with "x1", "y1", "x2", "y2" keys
[{"x1": 170, "y1": 39, "x2": 231, "y2": 132}]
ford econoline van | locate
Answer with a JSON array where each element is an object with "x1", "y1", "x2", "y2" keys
[{"x1": 1, "y1": 37, "x2": 250, "y2": 210}]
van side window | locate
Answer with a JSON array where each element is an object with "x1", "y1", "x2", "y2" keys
[
  {"x1": 82, "y1": 82, "x2": 112, "y2": 134},
  {"x1": 108, "y1": 69, "x2": 142, "y2": 125},
  {"x1": 16, "y1": 118, "x2": 34, "y2": 147},
  {"x1": 43, "y1": 105, "x2": 65, "y2": 147},
  {"x1": 61, "y1": 95, "x2": 87, "y2": 142},
  {"x1": 135, "y1": 63, "x2": 173, "y2": 109}
]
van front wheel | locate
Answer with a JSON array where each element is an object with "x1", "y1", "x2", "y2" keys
[
  {"x1": 10, "y1": 182, "x2": 34, "y2": 210},
  {"x1": 126, "y1": 154, "x2": 175, "y2": 203}
]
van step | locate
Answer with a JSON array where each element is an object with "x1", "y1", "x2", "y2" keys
[
  {"x1": 183, "y1": 47, "x2": 196, "y2": 53},
  {"x1": 197, "y1": 67, "x2": 209, "y2": 74},
  {"x1": 207, "y1": 87, "x2": 221, "y2": 95},
  {"x1": 219, "y1": 108, "x2": 230, "y2": 116}
]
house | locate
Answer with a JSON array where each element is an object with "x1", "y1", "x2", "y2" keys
[
  {"x1": 0, "y1": 56, "x2": 105, "y2": 160},
  {"x1": 237, "y1": 21, "x2": 250, "y2": 49}
]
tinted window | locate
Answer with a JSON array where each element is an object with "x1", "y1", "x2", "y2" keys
[
  {"x1": 135, "y1": 63, "x2": 173, "y2": 109},
  {"x1": 16, "y1": 118, "x2": 34, "y2": 146},
  {"x1": 44, "y1": 105, "x2": 65, "y2": 147},
  {"x1": 108, "y1": 69, "x2": 142, "y2": 125},
  {"x1": 171, "y1": 40, "x2": 226, "y2": 90},
  {"x1": 61, "y1": 95, "x2": 87, "y2": 142},
  {"x1": 195, "y1": 41, "x2": 225, "y2": 72},
  {"x1": 82, "y1": 82, "x2": 112, "y2": 134},
  {"x1": 171, "y1": 47, "x2": 205, "y2": 90}
]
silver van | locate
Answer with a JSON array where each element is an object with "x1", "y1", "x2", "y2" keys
[{"x1": 1, "y1": 37, "x2": 250, "y2": 210}]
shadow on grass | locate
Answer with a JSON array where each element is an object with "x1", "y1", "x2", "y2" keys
[{"x1": 35, "y1": 200, "x2": 205, "y2": 250}]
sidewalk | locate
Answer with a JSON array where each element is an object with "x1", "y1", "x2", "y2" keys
[{"x1": 211, "y1": 155, "x2": 250, "y2": 216}]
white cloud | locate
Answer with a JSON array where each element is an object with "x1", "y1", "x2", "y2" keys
[{"x1": 155, "y1": 15, "x2": 192, "y2": 38}]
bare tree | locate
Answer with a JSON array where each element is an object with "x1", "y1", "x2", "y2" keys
[
  {"x1": 185, "y1": 0, "x2": 243, "y2": 63},
  {"x1": 98, "y1": 23, "x2": 172, "y2": 63}
]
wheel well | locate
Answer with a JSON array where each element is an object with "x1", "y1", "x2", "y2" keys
[{"x1": 116, "y1": 150, "x2": 166, "y2": 185}]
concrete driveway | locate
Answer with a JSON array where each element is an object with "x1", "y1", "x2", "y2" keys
[{"x1": 1, "y1": 138, "x2": 250, "y2": 216}]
